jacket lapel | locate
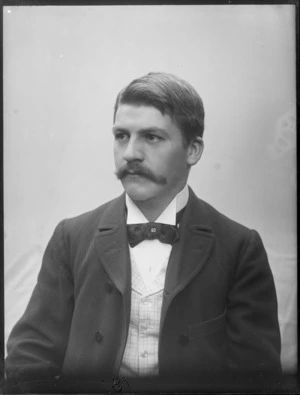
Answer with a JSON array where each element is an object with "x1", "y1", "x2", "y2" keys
[
  {"x1": 94, "y1": 188, "x2": 215, "y2": 336},
  {"x1": 94, "y1": 188, "x2": 214, "y2": 299},
  {"x1": 94, "y1": 194, "x2": 131, "y2": 298},
  {"x1": 161, "y1": 188, "x2": 215, "y2": 329}
]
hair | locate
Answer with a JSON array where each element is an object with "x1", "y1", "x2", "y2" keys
[{"x1": 113, "y1": 72, "x2": 205, "y2": 146}]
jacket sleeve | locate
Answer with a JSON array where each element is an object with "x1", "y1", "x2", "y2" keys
[
  {"x1": 225, "y1": 229, "x2": 282, "y2": 374},
  {"x1": 5, "y1": 220, "x2": 74, "y2": 382}
]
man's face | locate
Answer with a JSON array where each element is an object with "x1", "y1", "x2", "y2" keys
[{"x1": 113, "y1": 104, "x2": 191, "y2": 203}]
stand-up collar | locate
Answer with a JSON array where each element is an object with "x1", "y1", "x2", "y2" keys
[{"x1": 126, "y1": 184, "x2": 189, "y2": 225}]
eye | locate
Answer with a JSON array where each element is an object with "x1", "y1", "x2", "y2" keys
[
  {"x1": 114, "y1": 132, "x2": 129, "y2": 141},
  {"x1": 145, "y1": 134, "x2": 162, "y2": 143}
]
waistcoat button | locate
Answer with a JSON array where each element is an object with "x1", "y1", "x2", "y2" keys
[
  {"x1": 105, "y1": 282, "x2": 113, "y2": 293},
  {"x1": 95, "y1": 331, "x2": 103, "y2": 343},
  {"x1": 178, "y1": 334, "x2": 189, "y2": 346}
]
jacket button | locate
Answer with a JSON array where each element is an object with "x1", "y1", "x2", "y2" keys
[
  {"x1": 105, "y1": 282, "x2": 113, "y2": 293},
  {"x1": 95, "y1": 331, "x2": 103, "y2": 343},
  {"x1": 178, "y1": 334, "x2": 189, "y2": 346}
]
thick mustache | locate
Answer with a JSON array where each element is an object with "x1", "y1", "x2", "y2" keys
[{"x1": 115, "y1": 163, "x2": 167, "y2": 185}]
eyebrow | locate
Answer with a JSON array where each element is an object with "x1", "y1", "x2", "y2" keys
[{"x1": 112, "y1": 126, "x2": 168, "y2": 136}]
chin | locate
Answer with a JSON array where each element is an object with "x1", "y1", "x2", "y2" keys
[
  {"x1": 121, "y1": 179, "x2": 157, "y2": 202},
  {"x1": 124, "y1": 186, "x2": 153, "y2": 202}
]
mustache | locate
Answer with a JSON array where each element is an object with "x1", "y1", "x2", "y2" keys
[{"x1": 115, "y1": 162, "x2": 167, "y2": 185}]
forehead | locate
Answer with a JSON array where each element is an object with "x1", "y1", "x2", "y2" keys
[{"x1": 114, "y1": 104, "x2": 178, "y2": 131}]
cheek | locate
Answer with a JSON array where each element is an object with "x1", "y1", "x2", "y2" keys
[
  {"x1": 163, "y1": 151, "x2": 187, "y2": 174},
  {"x1": 113, "y1": 146, "x2": 122, "y2": 165}
]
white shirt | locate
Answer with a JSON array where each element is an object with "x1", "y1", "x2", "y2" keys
[
  {"x1": 126, "y1": 185, "x2": 189, "y2": 286},
  {"x1": 119, "y1": 185, "x2": 189, "y2": 377}
]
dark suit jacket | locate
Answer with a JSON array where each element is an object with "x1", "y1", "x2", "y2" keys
[{"x1": 6, "y1": 188, "x2": 281, "y2": 386}]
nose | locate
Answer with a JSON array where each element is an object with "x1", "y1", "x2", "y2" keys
[{"x1": 123, "y1": 137, "x2": 144, "y2": 162}]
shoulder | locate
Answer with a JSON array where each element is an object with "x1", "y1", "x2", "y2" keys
[
  {"x1": 191, "y1": 191, "x2": 251, "y2": 236},
  {"x1": 190, "y1": 192, "x2": 268, "y2": 272},
  {"x1": 56, "y1": 194, "x2": 124, "y2": 238},
  {"x1": 189, "y1": 190, "x2": 258, "y2": 255},
  {"x1": 201, "y1": 199, "x2": 250, "y2": 234}
]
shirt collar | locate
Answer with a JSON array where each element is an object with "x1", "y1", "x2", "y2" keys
[{"x1": 126, "y1": 184, "x2": 189, "y2": 225}]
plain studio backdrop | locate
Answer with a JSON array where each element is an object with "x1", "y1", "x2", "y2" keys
[{"x1": 4, "y1": 5, "x2": 296, "y2": 373}]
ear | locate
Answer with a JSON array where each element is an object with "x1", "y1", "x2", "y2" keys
[{"x1": 187, "y1": 137, "x2": 204, "y2": 166}]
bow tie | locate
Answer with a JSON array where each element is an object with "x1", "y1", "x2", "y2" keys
[{"x1": 127, "y1": 222, "x2": 179, "y2": 248}]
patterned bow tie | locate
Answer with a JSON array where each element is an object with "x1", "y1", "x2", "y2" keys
[{"x1": 127, "y1": 222, "x2": 179, "y2": 248}]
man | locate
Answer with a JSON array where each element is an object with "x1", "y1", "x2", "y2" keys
[{"x1": 6, "y1": 72, "x2": 281, "y2": 389}]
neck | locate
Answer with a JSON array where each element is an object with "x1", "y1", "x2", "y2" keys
[{"x1": 132, "y1": 183, "x2": 186, "y2": 221}]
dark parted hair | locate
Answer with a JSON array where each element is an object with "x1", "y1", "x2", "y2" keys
[{"x1": 113, "y1": 72, "x2": 205, "y2": 146}]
